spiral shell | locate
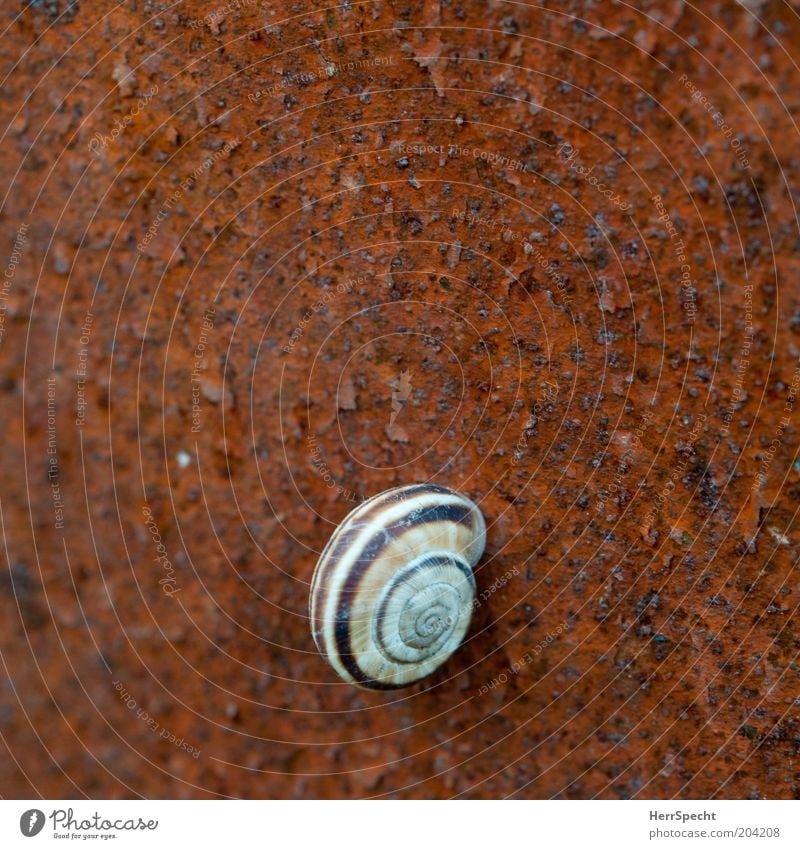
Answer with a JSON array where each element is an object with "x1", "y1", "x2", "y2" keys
[{"x1": 309, "y1": 484, "x2": 486, "y2": 690}]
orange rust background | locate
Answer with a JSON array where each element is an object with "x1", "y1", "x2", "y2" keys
[{"x1": 1, "y1": 0, "x2": 799, "y2": 799}]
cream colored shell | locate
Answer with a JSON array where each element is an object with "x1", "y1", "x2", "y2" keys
[{"x1": 309, "y1": 484, "x2": 486, "y2": 690}]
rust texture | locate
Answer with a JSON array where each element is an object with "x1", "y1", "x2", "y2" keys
[{"x1": 1, "y1": 0, "x2": 799, "y2": 799}]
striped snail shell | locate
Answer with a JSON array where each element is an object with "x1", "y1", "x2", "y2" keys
[{"x1": 310, "y1": 484, "x2": 486, "y2": 690}]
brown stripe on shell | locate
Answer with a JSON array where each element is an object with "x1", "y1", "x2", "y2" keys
[
  {"x1": 333, "y1": 501, "x2": 474, "y2": 688},
  {"x1": 309, "y1": 484, "x2": 485, "y2": 689},
  {"x1": 373, "y1": 553, "x2": 476, "y2": 661},
  {"x1": 309, "y1": 485, "x2": 473, "y2": 652},
  {"x1": 309, "y1": 484, "x2": 453, "y2": 640}
]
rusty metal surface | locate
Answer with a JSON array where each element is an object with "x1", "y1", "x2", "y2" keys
[{"x1": 1, "y1": 0, "x2": 799, "y2": 798}]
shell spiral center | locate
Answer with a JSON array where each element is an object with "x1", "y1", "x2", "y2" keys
[
  {"x1": 374, "y1": 553, "x2": 475, "y2": 666},
  {"x1": 309, "y1": 484, "x2": 486, "y2": 689}
]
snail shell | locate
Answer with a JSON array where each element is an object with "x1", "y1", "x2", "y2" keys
[{"x1": 310, "y1": 484, "x2": 486, "y2": 690}]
